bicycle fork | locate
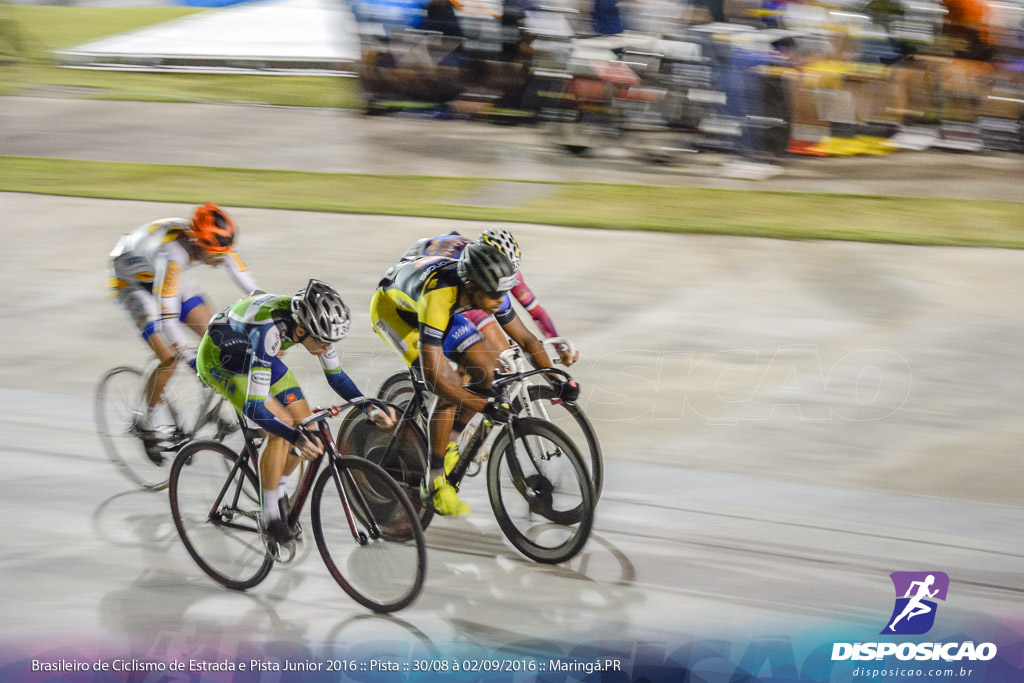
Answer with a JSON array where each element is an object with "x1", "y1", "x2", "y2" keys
[{"x1": 318, "y1": 421, "x2": 381, "y2": 546}]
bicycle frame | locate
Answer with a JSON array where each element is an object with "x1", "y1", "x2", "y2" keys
[
  {"x1": 498, "y1": 336, "x2": 576, "y2": 423},
  {"x1": 295, "y1": 406, "x2": 383, "y2": 545},
  {"x1": 377, "y1": 360, "x2": 576, "y2": 492},
  {"x1": 212, "y1": 402, "x2": 382, "y2": 548},
  {"x1": 140, "y1": 350, "x2": 228, "y2": 449}
]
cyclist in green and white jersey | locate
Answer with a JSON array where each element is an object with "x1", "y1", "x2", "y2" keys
[{"x1": 197, "y1": 280, "x2": 396, "y2": 547}]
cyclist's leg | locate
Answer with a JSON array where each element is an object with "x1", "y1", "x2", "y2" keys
[
  {"x1": 439, "y1": 313, "x2": 488, "y2": 468},
  {"x1": 370, "y1": 290, "x2": 421, "y2": 367},
  {"x1": 143, "y1": 330, "x2": 182, "y2": 414},
  {"x1": 459, "y1": 311, "x2": 506, "y2": 394},
  {"x1": 371, "y1": 290, "x2": 445, "y2": 462},
  {"x1": 372, "y1": 292, "x2": 467, "y2": 515},
  {"x1": 267, "y1": 365, "x2": 310, "y2": 479},
  {"x1": 428, "y1": 395, "x2": 459, "y2": 477},
  {"x1": 115, "y1": 283, "x2": 172, "y2": 411},
  {"x1": 199, "y1": 343, "x2": 305, "y2": 538}
]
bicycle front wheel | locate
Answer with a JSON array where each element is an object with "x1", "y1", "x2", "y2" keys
[
  {"x1": 514, "y1": 384, "x2": 603, "y2": 502},
  {"x1": 96, "y1": 366, "x2": 169, "y2": 491},
  {"x1": 311, "y1": 458, "x2": 426, "y2": 613},
  {"x1": 487, "y1": 417, "x2": 594, "y2": 564},
  {"x1": 169, "y1": 440, "x2": 272, "y2": 590}
]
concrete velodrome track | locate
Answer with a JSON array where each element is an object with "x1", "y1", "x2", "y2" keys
[
  {"x1": 2, "y1": 194, "x2": 1022, "y2": 659},
  {"x1": 1, "y1": 97, "x2": 1023, "y2": 677}
]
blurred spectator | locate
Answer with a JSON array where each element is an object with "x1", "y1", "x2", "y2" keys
[
  {"x1": 591, "y1": 0, "x2": 625, "y2": 34},
  {"x1": 423, "y1": 0, "x2": 465, "y2": 37},
  {"x1": 940, "y1": 0, "x2": 994, "y2": 60}
]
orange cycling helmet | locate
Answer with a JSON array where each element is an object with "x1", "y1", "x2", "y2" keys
[{"x1": 189, "y1": 203, "x2": 236, "y2": 254}]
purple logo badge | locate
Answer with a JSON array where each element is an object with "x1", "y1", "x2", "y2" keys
[{"x1": 881, "y1": 572, "x2": 949, "y2": 635}]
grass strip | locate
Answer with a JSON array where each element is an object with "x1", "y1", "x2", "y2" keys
[
  {"x1": 0, "y1": 4, "x2": 361, "y2": 107},
  {"x1": 2, "y1": 155, "x2": 1023, "y2": 248}
]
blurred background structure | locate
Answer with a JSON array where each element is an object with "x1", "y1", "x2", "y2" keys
[{"x1": 2, "y1": 0, "x2": 1023, "y2": 177}]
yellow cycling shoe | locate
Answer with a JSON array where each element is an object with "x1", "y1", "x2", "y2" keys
[
  {"x1": 444, "y1": 441, "x2": 460, "y2": 477},
  {"x1": 431, "y1": 475, "x2": 471, "y2": 517}
]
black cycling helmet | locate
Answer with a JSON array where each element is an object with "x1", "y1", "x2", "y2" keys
[
  {"x1": 457, "y1": 242, "x2": 517, "y2": 294},
  {"x1": 290, "y1": 279, "x2": 351, "y2": 343}
]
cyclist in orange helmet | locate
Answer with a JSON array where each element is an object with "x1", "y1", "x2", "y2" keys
[{"x1": 108, "y1": 203, "x2": 260, "y2": 464}]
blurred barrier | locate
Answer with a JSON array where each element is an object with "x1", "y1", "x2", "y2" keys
[{"x1": 351, "y1": 0, "x2": 1024, "y2": 166}]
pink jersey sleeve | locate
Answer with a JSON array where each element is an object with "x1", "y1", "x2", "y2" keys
[{"x1": 512, "y1": 271, "x2": 558, "y2": 339}]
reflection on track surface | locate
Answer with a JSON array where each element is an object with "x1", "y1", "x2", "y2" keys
[{"x1": 1, "y1": 194, "x2": 1022, "y2": 654}]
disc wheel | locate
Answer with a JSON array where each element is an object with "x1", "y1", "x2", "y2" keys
[
  {"x1": 487, "y1": 417, "x2": 594, "y2": 564},
  {"x1": 513, "y1": 383, "x2": 603, "y2": 502},
  {"x1": 337, "y1": 407, "x2": 434, "y2": 531}
]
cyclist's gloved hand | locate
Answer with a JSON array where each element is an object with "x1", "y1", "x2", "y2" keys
[
  {"x1": 483, "y1": 399, "x2": 513, "y2": 424},
  {"x1": 366, "y1": 404, "x2": 397, "y2": 430},
  {"x1": 548, "y1": 375, "x2": 580, "y2": 403},
  {"x1": 295, "y1": 432, "x2": 324, "y2": 460}
]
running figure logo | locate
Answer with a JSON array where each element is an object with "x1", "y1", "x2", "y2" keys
[{"x1": 881, "y1": 572, "x2": 949, "y2": 635}]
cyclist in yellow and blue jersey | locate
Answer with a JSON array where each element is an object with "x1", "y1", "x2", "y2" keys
[
  {"x1": 108, "y1": 203, "x2": 259, "y2": 463},
  {"x1": 370, "y1": 243, "x2": 577, "y2": 516},
  {"x1": 198, "y1": 281, "x2": 396, "y2": 548},
  {"x1": 401, "y1": 228, "x2": 579, "y2": 366}
]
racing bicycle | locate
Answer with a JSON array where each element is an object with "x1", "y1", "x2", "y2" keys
[
  {"x1": 95, "y1": 350, "x2": 237, "y2": 491},
  {"x1": 376, "y1": 337, "x2": 602, "y2": 500},
  {"x1": 167, "y1": 400, "x2": 426, "y2": 613},
  {"x1": 348, "y1": 362, "x2": 595, "y2": 564}
]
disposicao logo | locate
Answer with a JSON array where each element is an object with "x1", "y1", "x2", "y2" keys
[
  {"x1": 831, "y1": 571, "x2": 997, "y2": 662},
  {"x1": 882, "y1": 571, "x2": 948, "y2": 635}
]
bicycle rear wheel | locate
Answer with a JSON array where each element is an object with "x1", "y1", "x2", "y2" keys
[
  {"x1": 513, "y1": 384, "x2": 603, "y2": 501},
  {"x1": 336, "y1": 408, "x2": 434, "y2": 530},
  {"x1": 169, "y1": 440, "x2": 272, "y2": 590},
  {"x1": 376, "y1": 371, "x2": 430, "y2": 428},
  {"x1": 487, "y1": 417, "x2": 594, "y2": 564},
  {"x1": 96, "y1": 365, "x2": 169, "y2": 491},
  {"x1": 311, "y1": 458, "x2": 426, "y2": 613}
]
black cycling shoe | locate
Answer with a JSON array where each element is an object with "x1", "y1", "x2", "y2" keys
[
  {"x1": 278, "y1": 497, "x2": 302, "y2": 542},
  {"x1": 141, "y1": 436, "x2": 164, "y2": 466},
  {"x1": 265, "y1": 518, "x2": 297, "y2": 555}
]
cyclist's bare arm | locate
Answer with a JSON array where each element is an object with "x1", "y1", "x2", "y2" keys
[{"x1": 420, "y1": 343, "x2": 489, "y2": 413}]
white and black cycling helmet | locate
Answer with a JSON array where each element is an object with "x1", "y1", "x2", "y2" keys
[
  {"x1": 457, "y1": 242, "x2": 518, "y2": 294},
  {"x1": 291, "y1": 279, "x2": 351, "y2": 343},
  {"x1": 478, "y1": 228, "x2": 521, "y2": 270}
]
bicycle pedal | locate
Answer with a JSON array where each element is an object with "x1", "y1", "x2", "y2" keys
[
  {"x1": 268, "y1": 539, "x2": 298, "y2": 564},
  {"x1": 418, "y1": 485, "x2": 444, "y2": 516}
]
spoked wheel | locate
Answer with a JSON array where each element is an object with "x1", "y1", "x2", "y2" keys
[
  {"x1": 513, "y1": 384, "x2": 603, "y2": 502},
  {"x1": 311, "y1": 458, "x2": 426, "y2": 613},
  {"x1": 168, "y1": 440, "x2": 273, "y2": 590},
  {"x1": 95, "y1": 366, "x2": 170, "y2": 491},
  {"x1": 337, "y1": 407, "x2": 434, "y2": 531},
  {"x1": 487, "y1": 417, "x2": 594, "y2": 564}
]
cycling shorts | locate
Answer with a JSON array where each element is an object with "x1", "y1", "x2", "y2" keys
[
  {"x1": 110, "y1": 276, "x2": 206, "y2": 344},
  {"x1": 371, "y1": 290, "x2": 491, "y2": 367}
]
